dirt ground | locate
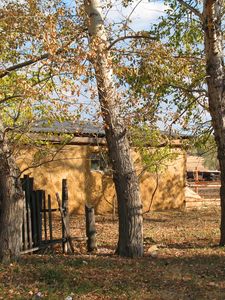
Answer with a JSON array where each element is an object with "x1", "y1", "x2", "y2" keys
[{"x1": 1, "y1": 208, "x2": 225, "y2": 299}]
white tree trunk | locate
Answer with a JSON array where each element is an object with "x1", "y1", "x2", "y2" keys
[
  {"x1": 203, "y1": 0, "x2": 225, "y2": 245},
  {"x1": 83, "y1": 0, "x2": 143, "y2": 257}
]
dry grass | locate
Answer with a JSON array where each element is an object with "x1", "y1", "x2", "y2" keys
[{"x1": 1, "y1": 208, "x2": 225, "y2": 299}]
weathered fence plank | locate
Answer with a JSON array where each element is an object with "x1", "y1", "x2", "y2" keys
[
  {"x1": 43, "y1": 191, "x2": 47, "y2": 241},
  {"x1": 35, "y1": 190, "x2": 43, "y2": 245},
  {"x1": 26, "y1": 176, "x2": 33, "y2": 249},
  {"x1": 31, "y1": 191, "x2": 38, "y2": 246},
  {"x1": 56, "y1": 192, "x2": 74, "y2": 253},
  {"x1": 62, "y1": 179, "x2": 70, "y2": 253},
  {"x1": 22, "y1": 194, "x2": 28, "y2": 251},
  {"x1": 48, "y1": 194, "x2": 53, "y2": 242},
  {"x1": 85, "y1": 205, "x2": 97, "y2": 252},
  {"x1": 21, "y1": 175, "x2": 34, "y2": 251}
]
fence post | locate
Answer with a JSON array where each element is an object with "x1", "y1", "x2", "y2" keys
[
  {"x1": 43, "y1": 191, "x2": 47, "y2": 241},
  {"x1": 36, "y1": 190, "x2": 43, "y2": 245},
  {"x1": 22, "y1": 191, "x2": 28, "y2": 251},
  {"x1": 48, "y1": 194, "x2": 53, "y2": 243},
  {"x1": 27, "y1": 177, "x2": 34, "y2": 249},
  {"x1": 21, "y1": 175, "x2": 34, "y2": 251},
  {"x1": 85, "y1": 205, "x2": 97, "y2": 252},
  {"x1": 62, "y1": 179, "x2": 70, "y2": 253}
]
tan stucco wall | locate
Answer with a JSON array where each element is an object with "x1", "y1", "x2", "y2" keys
[{"x1": 17, "y1": 145, "x2": 186, "y2": 214}]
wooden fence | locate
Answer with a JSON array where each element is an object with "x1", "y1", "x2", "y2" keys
[
  {"x1": 21, "y1": 175, "x2": 73, "y2": 254},
  {"x1": 189, "y1": 181, "x2": 220, "y2": 199},
  {"x1": 188, "y1": 180, "x2": 221, "y2": 208},
  {"x1": 20, "y1": 175, "x2": 96, "y2": 254}
]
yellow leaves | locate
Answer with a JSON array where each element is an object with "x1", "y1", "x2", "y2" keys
[
  {"x1": 43, "y1": 15, "x2": 59, "y2": 55},
  {"x1": 28, "y1": 0, "x2": 37, "y2": 12},
  {"x1": 74, "y1": 64, "x2": 86, "y2": 77}
]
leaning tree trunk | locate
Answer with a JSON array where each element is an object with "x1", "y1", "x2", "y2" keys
[
  {"x1": 84, "y1": 0, "x2": 143, "y2": 257},
  {"x1": 203, "y1": 0, "x2": 225, "y2": 244},
  {"x1": 0, "y1": 117, "x2": 24, "y2": 262}
]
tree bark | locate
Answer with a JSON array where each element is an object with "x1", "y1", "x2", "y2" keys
[
  {"x1": 0, "y1": 117, "x2": 24, "y2": 262},
  {"x1": 84, "y1": 0, "x2": 143, "y2": 257},
  {"x1": 85, "y1": 205, "x2": 97, "y2": 252},
  {"x1": 203, "y1": 0, "x2": 225, "y2": 244}
]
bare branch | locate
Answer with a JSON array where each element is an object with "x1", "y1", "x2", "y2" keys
[
  {"x1": 142, "y1": 169, "x2": 159, "y2": 214},
  {"x1": 108, "y1": 34, "x2": 157, "y2": 50},
  {"x1": 124, "y1": 0, "x2": 143, "y2": 33},
  {"x1": 177, "y1": 0, "x2": 203, "y2": 20}
]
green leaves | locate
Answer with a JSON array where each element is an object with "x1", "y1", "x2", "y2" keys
[{"x1": 131, "y1": 125, "x2": 178, "y2": 173}]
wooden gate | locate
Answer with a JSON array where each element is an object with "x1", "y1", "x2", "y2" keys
[{"x1": 20, "y1": 175, "x2": 72, "y2": 254}]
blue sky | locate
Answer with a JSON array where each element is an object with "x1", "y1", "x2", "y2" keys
[
  {"x1": 106, "y1": 0, "x2": 167, "y2": 31},
  {"x1": 64, "y1": 0, "x2": 167, "y2": 31}
]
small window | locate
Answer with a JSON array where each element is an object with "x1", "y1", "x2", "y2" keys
[{"x1": 90, "y1": 153, "x2": 109, "y2": 172}]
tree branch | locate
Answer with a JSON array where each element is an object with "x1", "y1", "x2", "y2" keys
[
  {"x1": 143, "y1": 170, "x2": 159, "y2": 214},
  {"x1": 0, "y1": 53, "x2": 49, "y2": 79},
  {"x1": 108, "y1": 34, "x2": 157, "y2": 50},
  {"x1": 177, "y1": 0, "x2": 203, "y2": 20},
  {"x1": 168, "y1": 83, "x2": 207, "y2": 95},
  {"x1": 0, "y1": 94, "x2": 23, "y2": 104},
  {"x1": 204, "y1": 0, "x2": 217, "y2": 7},
  {"x1": 0, "y1": 38, "x2": 76, "y2": 79}
]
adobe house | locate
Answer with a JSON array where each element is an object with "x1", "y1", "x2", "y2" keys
[{"x1": 16, "y1": 121, "x2": 186, "y2": 214}]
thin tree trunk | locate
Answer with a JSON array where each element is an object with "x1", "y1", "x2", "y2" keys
[
  {"x1": 0, "y1": 117, "x2": 24, "y2": 262},
  {"x1": 84, "y1": 0, "x2": 143, "y2": 257},
  {"x1": 203, "y1": 0, "x2": 225, "y2": 244}
]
